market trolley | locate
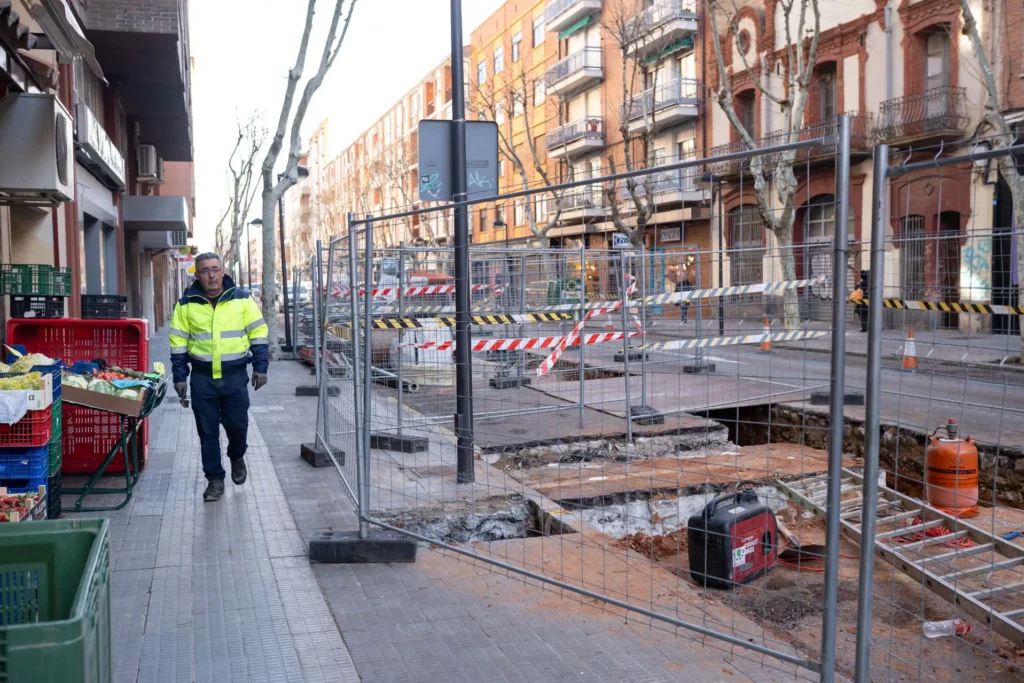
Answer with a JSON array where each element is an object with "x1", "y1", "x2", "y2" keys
[{"x1": 61, "y1": 379, "x2": 167, "y2": 511}]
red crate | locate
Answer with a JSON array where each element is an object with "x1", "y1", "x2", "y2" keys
[
  {"x1": 8, "y1": 319, "x2": 150, "y2": 474},
  {"x1": 0, "y1": 406, "x2": 53, "y2": 448}
]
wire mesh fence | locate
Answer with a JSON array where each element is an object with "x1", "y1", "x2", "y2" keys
[{"x1": 305, "y1": 121, "x2": 1024, "y2": 681}]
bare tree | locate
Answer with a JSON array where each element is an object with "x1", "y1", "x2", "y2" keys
[
  {"x1": 708, "y1": 0, "x2": 821, "y2": 329},
  {"x1": 957, "y1": 0, "x2": 1024, "y2": 353},
  {"x1": 603, "y1": 1, "x2": 662, "y2": 249},
  {"x1": 224, "y1": 112, "x2": 267, "y2": 281},
  {"x1": 471, "y1": 59, "x2": 565, "y2": 246},
  {"x1": 260, "y1": 0, "x2": 358, "y2": 357}
]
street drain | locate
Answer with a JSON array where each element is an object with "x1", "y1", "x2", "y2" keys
[{"x1": 376, "y1": 494, "x2": 574, "y2": 544}]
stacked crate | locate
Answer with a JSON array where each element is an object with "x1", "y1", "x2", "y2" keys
[
  {"x1": 1, "y1": 264, "x2": 73, "y2": 319},
  {"x1": 0, "y1": 361, "x2": 61, "y2": 518}
]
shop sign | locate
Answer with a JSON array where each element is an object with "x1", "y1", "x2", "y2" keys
[
  {"x1": 612, "y1": 233, "x2": 632, "y2": 249},
  {"x1": 660, "y1": 226, "x2": 682, "y2": 243}
]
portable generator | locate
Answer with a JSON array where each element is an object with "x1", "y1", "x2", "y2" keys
[{"x1": 687, "y1": 490, "x2": 778, "y2": 589}]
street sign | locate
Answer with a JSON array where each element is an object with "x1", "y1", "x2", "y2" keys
[
  {"x1": 660, "y1": 226, "x2": 682, "y2": 242},
  {"x1": 418, "y1": 120, "x2": 499, "y2": 202},
  {"x1": 612, "y1": 233, "x2": 632, "y2": 249}
]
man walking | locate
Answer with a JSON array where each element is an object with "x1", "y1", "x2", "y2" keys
[
  {"x1": 675, "y1": 273, "x2": 694, "y2": 323},
  {"x1": 169, "y1": 253, "x2": 269, "y2": 502}
]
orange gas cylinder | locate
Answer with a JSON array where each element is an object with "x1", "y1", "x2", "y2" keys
[{"x1": 925, "y1": 418, "x2": 979, "y2": 518}]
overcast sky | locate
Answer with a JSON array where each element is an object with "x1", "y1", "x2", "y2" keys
[{"x1": 189, "y1": 0, "x2": 505, "y2": 249}]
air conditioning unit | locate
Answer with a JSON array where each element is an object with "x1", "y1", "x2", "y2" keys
[
  {"x1": 0, "y1": 94, "x2": 74, "y2": 206},
  {"x1": 170, "y1": 231, "x2": 187, "y2": 248},
  {"x1": 153, "y1": 157, "x2": 165, "y2": 184},
  {"x1": 137, "y1": 144, "x2": 158, "y2": 179}
]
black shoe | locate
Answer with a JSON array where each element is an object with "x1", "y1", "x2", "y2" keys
[
  {"x1": 231, "y1": 458, "x2": 247, "y2": 485},
  {"x1": 203, "y1": 479, "x2": 225, "y2": 502}
]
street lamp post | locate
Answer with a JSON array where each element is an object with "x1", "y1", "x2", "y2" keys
[
  {"x1": 247, "y1": 218, "x2": 259, "y2": 290},
  {"x1": 277, "y1": 167, "x2": 309, "y2": 352}
]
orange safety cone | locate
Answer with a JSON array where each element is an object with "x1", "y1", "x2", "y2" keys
[
  {"x1": 760, "y1": 319, "x2": 773, "y2": 353},
  {"x1": 903, "y1": 326, "x2": 917, "y2": 372}
]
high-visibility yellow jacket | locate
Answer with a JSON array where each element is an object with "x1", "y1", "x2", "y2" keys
[{"x1": 169, "y1": 275, "x2": 269, "y2": 382}]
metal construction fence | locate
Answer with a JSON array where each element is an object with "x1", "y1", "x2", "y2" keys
[{"x1": 305, "y1": 118, "x2": 1024, "y2": 682}]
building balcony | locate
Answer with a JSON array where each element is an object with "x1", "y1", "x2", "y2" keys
[
  {"x1": 622, "y1": 78, "x2": 700, "y2": 134},
  {"x1": 545, "y1": 0, "x2": 603, "y2": 34},
  {"x1": 876, "y1": 86, "x2": 968, "y2": 146},
  {"x1": 617, "y1": 164, "x2": 707, "y2": 208},
  {"x1": 546, "y1": 117, "x2": 604, "y2": 159},
  {"x1": 707, "y1": 112, "x2": 874, "y2": 176},
  {"x1": 545, "y1": 47, "x2": 602, "y2": 97},
  {"x1": 556, "y1": 188, "x2": 606, "y2": 222},
  {"x1": 626, "y1": 0, "x2": 698, "y2": 58}
]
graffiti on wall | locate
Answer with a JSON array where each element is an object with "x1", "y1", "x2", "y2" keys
[{"x1": 961, "y1": 236, "x2": 992, "y2": 300}]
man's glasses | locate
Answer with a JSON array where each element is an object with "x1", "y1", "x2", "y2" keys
[{"x1": 198, "y1": 267, "x2": 222, "y2": 276}]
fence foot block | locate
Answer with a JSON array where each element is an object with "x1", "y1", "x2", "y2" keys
[
  {"x1": 809, "y1": 390, "x2": 865, "y2": 406},
  {"x1": 370, "y1": 432, "x2": 428, "y2": 453},
  {"x1": 630, "y1": 405, "x2": 665, "y2": 425},
  {"x1": 300, "y1": 442, "x2": 336, "y2": 468},
  {"x1": 614, "y1": 350, "x2": 646, "y2": 363},
  {"x1": 489, "y1": 376, "x2": 531, "y2": 390},
  {"x1": 308, "y1": 529, "x2": 417, "y2": 564},
  {"x1": 682, "y1": 362, "x2": 716, "y2": 374}
]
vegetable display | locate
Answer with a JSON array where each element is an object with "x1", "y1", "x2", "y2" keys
[
  {"x1": 9, "y1": 353, "x2": 55, "y2": 373},
  {"x1": 0, "y1": 489, "x2": 44, "y2": 523},
  {"x1": 0, "y1": 372, "x2": 42, "y2": 391}
]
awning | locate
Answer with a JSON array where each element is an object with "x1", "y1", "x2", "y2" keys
[
  {"x1": 123, "y1": 195, "x2": 188, "y2": 232},
  {"x1": 558, "y1": 14, "x2": 595, "y2": 40},
  {"x1": 642, "y1": 36, "x2": 694, "y2": 65},
  {"x1": 28, "y1": 0, "x2": 105, "y2": 82}
]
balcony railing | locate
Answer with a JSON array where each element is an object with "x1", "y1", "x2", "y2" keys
[
  {"x1": 632, "y1": 0, "x2": 697, "y2": 35},
  {"x1": 546, "y1": 116, "x2": 604, "y2": 150},
  {"x1": 557, "y1": 187, "x2": 604, "y2": 211},
  {"x1": 545, "y1": 0, "x2": 601, "y2": 26},
  {"x1": 876, "y1": 86, "x2": 967, "y2": 143},
  {"x1": 545, "y1": 47, "x2": 602, "y2": 88},
  {"x1": 617, "y1": 157, "x2": 701, "y2": 202},
  {"x1": 707, "y1": 112, "x2": 874, "y2": 174},
  {"x1": 622, "y1": 77, "x2": 700, "y2": 122}
]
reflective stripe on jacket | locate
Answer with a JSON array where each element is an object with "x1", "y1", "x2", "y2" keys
[{"x1": 169, "y1": 274, "x2": 269, "y2": 383}]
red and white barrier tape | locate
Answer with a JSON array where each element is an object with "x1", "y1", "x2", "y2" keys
[
  {"x1": 401, "y1": 330, "x2": 643, "y2": 353},
  {"x1": 536, "y1": 274, "x2": 637, "y2": 377},
  {"x1": 331, "y1": 284, "x2": 498, "y2": 297}
]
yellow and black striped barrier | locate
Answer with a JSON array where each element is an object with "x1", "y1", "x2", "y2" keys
[
  {"x1": 335, "y1": 312, "x2": 576, "y2": 330},
  {"x1": 865, "y1": 299, "x2": 1024, "y2": 315}
]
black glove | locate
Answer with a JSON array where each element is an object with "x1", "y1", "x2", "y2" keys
[
  {"x1": 251, "y1": 372, "x2": 268, "y2": 391},
  {"x1": 174, "y1": 382, "x2": 187, "y2": 399}
]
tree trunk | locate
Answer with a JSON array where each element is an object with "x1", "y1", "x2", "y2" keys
[
  {"x1": 774, "y1": 222, "x2": 800, "y2": 330},
  {"x1": 260, "y1": 191, "x2": 280, "y2": 360}
]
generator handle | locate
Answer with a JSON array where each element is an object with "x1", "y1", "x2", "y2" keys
[{"x1": 704, "y1": 489, "x2": 756, "y2": 519}]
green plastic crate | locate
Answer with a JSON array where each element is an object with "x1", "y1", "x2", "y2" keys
[
  {"x1": 51, "y1": 401, "x2": 61, "y2": 436},
  {"x1": 0, "y1": 264, "x2": 73, "y2": 296},
  {"x1": 0, "y1": 519, "x2": 111, "y2": 683},
  {"x1": 48, "y1": 436, "x2": 61, "y2": 477}
]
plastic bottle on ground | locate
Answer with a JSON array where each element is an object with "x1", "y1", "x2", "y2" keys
[{"x1": 922, "y1": 619, "x2": 971, "y2": 638}]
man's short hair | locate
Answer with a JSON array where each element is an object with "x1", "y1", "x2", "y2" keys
[{"x1": 195, "y1": 252, "x2": 222, "y2": 269}]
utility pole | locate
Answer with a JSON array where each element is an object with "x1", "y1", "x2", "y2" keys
[{"x1": 451, "y1": 0, "x2": 474, "y2": 483}]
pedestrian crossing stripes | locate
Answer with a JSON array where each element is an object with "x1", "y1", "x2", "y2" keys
[
  {"x1": 865, "y1": 299, "x2": 1024, "y2": 315},
  {"x1": 638, "y1": 329, "x2": 828, "y2": 352}
]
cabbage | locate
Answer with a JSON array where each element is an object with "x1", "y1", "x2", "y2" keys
[
  {"x1": 116, "y1": 388, "x2": 140, "y2": 400},
  {"x1": 62, "y1": 374, "x2": 89, "y2": 389},
  {"x1": 88, "y1": 379, "x2": 117, "y2": 395}
]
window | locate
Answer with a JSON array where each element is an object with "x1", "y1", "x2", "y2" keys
[
  {"x1": 478, "y1": 207, "x2": 488, "y2": 232},
  {"x1": 899, "y1": 215, "x2": 925, "y2": 299},
  {"x1": 512, "y1": 32, "x2": 522, "y2": 62},
  {"x1": 728, "y1": 205, "x2": 764, "y2": 287},
  {"x1": 512, "y1": 90, "x2": 524, "y2": 117},
  {"x1": 477, "y1": 60, "x2": 486, "y2": 85},
  {"x1": 494, "y1": 46, "x2": 504, "y2": 75},
  {"x1": 533, "y1": 79, "x2": 546, "y2": 105},
  {"x1": 925, "y1": 31, "x2": 950, "y2": 90},
  {"x1": 737, "y1": 91, "x2": 756, "y2": 137},
  {"x1": 805, "y1": 195, "x2": 836, "y2": 240},
  {"x1": 514, "y1": 200, "x2": 525, "y2": 226},
  {"x1": 535, "y1": 195, "x2": 548, "y2": 222},
  {"x1": 818, "y1": 63, "x2": 837, "y2": 121},
  {"x1": 533, "y1": 16, "x2": 544, "y2": 47},
  {"x1": 499, "y1": 159, "x2": 506, "y2": 180},
  {"x1": 496, "y1": 101, "x2": 506, "y2": 124}
]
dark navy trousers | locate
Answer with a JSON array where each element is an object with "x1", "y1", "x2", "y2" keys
[{"x1": 190, "y1": 369, "x2": 250, "y2": 480}]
